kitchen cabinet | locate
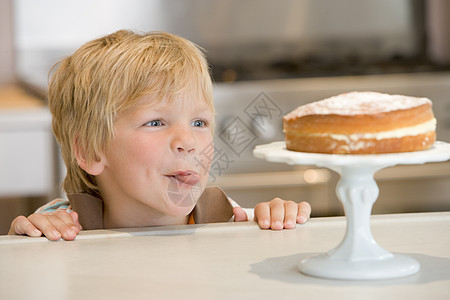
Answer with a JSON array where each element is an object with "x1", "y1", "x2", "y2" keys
[{"x1": 0, "y1": 85, "x2": 54, "y2": 197}]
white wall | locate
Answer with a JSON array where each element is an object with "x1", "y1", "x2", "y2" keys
[{"x1": 13, "y1": 0, "x2": 170, "y2": 50}]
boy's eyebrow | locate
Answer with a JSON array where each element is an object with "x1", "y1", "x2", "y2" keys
[{"x1": 142, "y1": 104, "x2": 212, "y2": 114}]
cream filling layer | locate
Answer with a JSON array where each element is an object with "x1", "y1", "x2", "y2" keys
[{"x1": 316, "y1": 118, "x2": 436, "y2": 142}]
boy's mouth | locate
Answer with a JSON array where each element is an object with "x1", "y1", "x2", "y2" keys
[{"x1": 166, "y1": 170, "x2": 200, "y2": 186}]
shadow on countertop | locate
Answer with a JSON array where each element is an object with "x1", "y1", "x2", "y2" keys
[{"x1": 249, "y1": 252, "x2": 450, "y2": 286}]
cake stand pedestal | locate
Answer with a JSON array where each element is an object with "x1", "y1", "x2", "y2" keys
[{"x1": 253, "y1": 141, "x2": 450, "y2": 280}]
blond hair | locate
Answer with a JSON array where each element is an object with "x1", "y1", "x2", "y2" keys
[{"x1": 49, "y1": 30, "x2": 214, "y2": 196}]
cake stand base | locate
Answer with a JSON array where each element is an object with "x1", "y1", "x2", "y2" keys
[{"x1": 299, "y1": 253, "x2": 420, "y2": 280}]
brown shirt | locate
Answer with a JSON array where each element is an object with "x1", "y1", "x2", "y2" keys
[{"x1": 68, "y1": 187, "x2": 234, "y2": 230}]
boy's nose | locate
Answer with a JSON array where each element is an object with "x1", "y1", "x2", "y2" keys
[
  {"x1": 171, "y1": 128, "x2": 196, "y2": 155},
  {"x1": 176, "y1": 145, "x2": 195, "y2": 153}
]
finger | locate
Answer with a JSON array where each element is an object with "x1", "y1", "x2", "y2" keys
[
  {"x1": 254, "y1": 202, "x2": 271, "y2": 229},
  {"x1": 28, "y1": 214, "x2": 62, "y2": 241},
  {"x1": 297, "y1": 201, "x2": 312, "y2": 224},
  {"x1": 70, "y1": 211, "x2": 82, "y2": 231},
  {"x1": 54, "y1": 210, "x2": 81, "y2": 234},
  {"x1": 8, "y1": 216, "x2": 42, "y2": 237},
  {"x1": 283, "y1": 201, "x2": 298, "y2": 229},
  {"x1": 269, "y1": 198, "x2": 285, "y2": 230},
  {"x1": 233, "y1": 206, "x2": 248, "y2": 222},
  {"x1": 48, "y1": 212, "x2": 78, "y2": 241}
]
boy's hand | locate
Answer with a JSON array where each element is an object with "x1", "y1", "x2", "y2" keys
[
  {"x1": 254, "y1": 198, "x2": 311, "y2": 230},
  {"x1": 8, "y1": 211, "x2": 82, "y2": 241}
]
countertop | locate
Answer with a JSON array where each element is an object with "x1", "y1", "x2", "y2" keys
[{"x1": 0, "y1": 212, "x2": 449, "y2": 300}]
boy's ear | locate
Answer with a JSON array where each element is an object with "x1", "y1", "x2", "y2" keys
[{"x1": 73, "y1": 137, "x2": 106, "y2": 176}]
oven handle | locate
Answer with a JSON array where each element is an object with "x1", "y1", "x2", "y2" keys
[
  {"x1": 209, "y1": 161, "x2": 450, "y2": 190},
  {"x1": 375, "y1": 161, "x2": 450, "y2": 180},
  {"x1": 210, "y1": 169, "x2": 332, "y2": 190}
]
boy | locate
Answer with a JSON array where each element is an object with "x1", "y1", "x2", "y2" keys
[{"x1": 9, "y1": 30, "x2": 311, "y2": 240}]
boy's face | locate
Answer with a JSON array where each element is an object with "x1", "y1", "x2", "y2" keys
[{"x1": 96, "y1": 93, "x2": 214, "y2": 226}]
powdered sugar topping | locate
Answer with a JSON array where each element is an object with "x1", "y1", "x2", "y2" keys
[{"x1": 284, "y1": 91, "x2": 431, "y2": 120}]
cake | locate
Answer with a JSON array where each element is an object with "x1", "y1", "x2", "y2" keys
[{"x1": 283, "y1": 91, "x2": 436, "y2": 154}]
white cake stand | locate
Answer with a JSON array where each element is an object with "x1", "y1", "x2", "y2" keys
[{"x1": 253, "y1": 141, "x2": 450, "y2": 280}]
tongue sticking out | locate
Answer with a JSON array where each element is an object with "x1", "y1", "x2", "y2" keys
[{"x1": 173, "y1": 172, "x2": 200, "y2": 186}]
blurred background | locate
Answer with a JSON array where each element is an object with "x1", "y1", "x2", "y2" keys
[{"x1": 1, "y1": 0, "x2": 450, "y2": 234}]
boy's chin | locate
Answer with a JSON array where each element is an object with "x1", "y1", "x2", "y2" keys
[
  {"x1": 166, "y1": 180, "x2": 204, "y2": 213},
  {"x1": 168, "y1": 205, "x2": 196, "y2": 219}
]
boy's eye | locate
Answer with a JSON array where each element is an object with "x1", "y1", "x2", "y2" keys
[
  {"x1": 191, "y1": 119, "x2": 208, "y2": 127},
  {"x1": 144, "y1": 120, "x2": 163, "y2": 127}
]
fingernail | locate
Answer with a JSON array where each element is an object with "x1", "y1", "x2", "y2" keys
[
  {"x1": 298, "y1": 215, "x2": 307, "y2": 224},
  {"x1": 51, "y1": 231, "x2": 61, "y2": 239},
  {"x1": 285, "y1": 220, "x2": 294, "y2": 228},
  {"x1": 272, "y1": 221, "x2": 282, "y2": 229},
  {"x1": 32, "y1": 229, "x2": 42, "y2": 236},
  {"x1": 63, "y1": 229, "x2": 77, "y2": 240}
]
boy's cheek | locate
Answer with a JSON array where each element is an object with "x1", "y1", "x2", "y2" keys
[{"x1": 194, "y1": 143, "x2": 214, "y2": 177}]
